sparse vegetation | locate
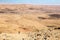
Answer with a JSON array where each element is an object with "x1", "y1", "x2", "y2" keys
[
  {"x1": 49, "y1": 14, "x2": 60, "y2": 18},
  {"x1": 0, "y1": 8, "x2": 18, "y2": 14},
  {"x1": 0, "y1": 11, "x2": 5, "y2": 13},
  {"x1": 29, "y1": 7, "x2": 40, "y2": 10},
  {"x1": 54, "y1": 27, "x2": 60, "y2": 30},
  {"x1": 47, "y1": 26, "x2": 56, "y2": 27},
  {"x1": 29, "y1": 8, "x2": 34, "y2": 10},
  {"x1": 38, "y1": 17, "x2": 47, "y2": 19}
]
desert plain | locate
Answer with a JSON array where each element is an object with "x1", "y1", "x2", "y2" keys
[{"x1": 0, "y1": 4, "x2": 60, "y2": 40}]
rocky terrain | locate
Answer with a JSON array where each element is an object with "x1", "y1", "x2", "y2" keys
[{"x1": 0, "y1": 4, "x2": 60, "y2": 40}]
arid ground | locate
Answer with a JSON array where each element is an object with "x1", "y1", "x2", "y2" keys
[{"x1": 0, "y1": 4, "x2": 60, "y2": 40}]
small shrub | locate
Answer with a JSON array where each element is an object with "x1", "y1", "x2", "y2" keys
[
  {"x1": 49, "y1": 14, "x2": 60, "y2": 18},
  {"x1": 54, "y1": 27, "x2": 60, "y2": 30},
  {"x1": 38, "y1": 17, "x2": 47, "y2": 19},
  {"x1": 0, "y1": 11, "x2": 5, "y2": 13},
  {"x1": 29, "y1": 8, "x2": 34, "y2": 10}
]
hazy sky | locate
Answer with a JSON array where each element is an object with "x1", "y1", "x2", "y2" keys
[{"x1": 0, "y1": 0, "x2": 60, "y2": 5}]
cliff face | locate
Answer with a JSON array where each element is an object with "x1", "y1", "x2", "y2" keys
[{"x1": 0, "y1": 4, "x2": 60, "y2": 40}]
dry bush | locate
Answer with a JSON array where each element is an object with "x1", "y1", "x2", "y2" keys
[
  {"x1": 49, "y1": 14, "x2": 60, "y2": 18},
  {"x1": 38, "y1": 17, "x2": 47, "y2": 19},
  {"x1": 54, "y1": 27, "x2": 60, "y2": 30},
  {"x1": 29, "y1": 8, "x2": 34, "y2": 10},
  {"x1": 0, "y1": 8, "x2": 18, "y2": 14},
  {"x1": 0, "y1": 11, "x2": 5, "y2": 13},
  {"x1": 2, "y1": 8, "x2": 15, "y2": 11},
  {"x1": 29, "y1": 8, "x2": 40, "y2": 10}
]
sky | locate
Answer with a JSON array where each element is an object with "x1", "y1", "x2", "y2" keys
[{"x1": 0, "y1": 0, "x2": 60, "y2": 5}]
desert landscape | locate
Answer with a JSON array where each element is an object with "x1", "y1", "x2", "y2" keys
[{"x1": 0, "y1": 4, "x2": 60, "y2": 40}]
